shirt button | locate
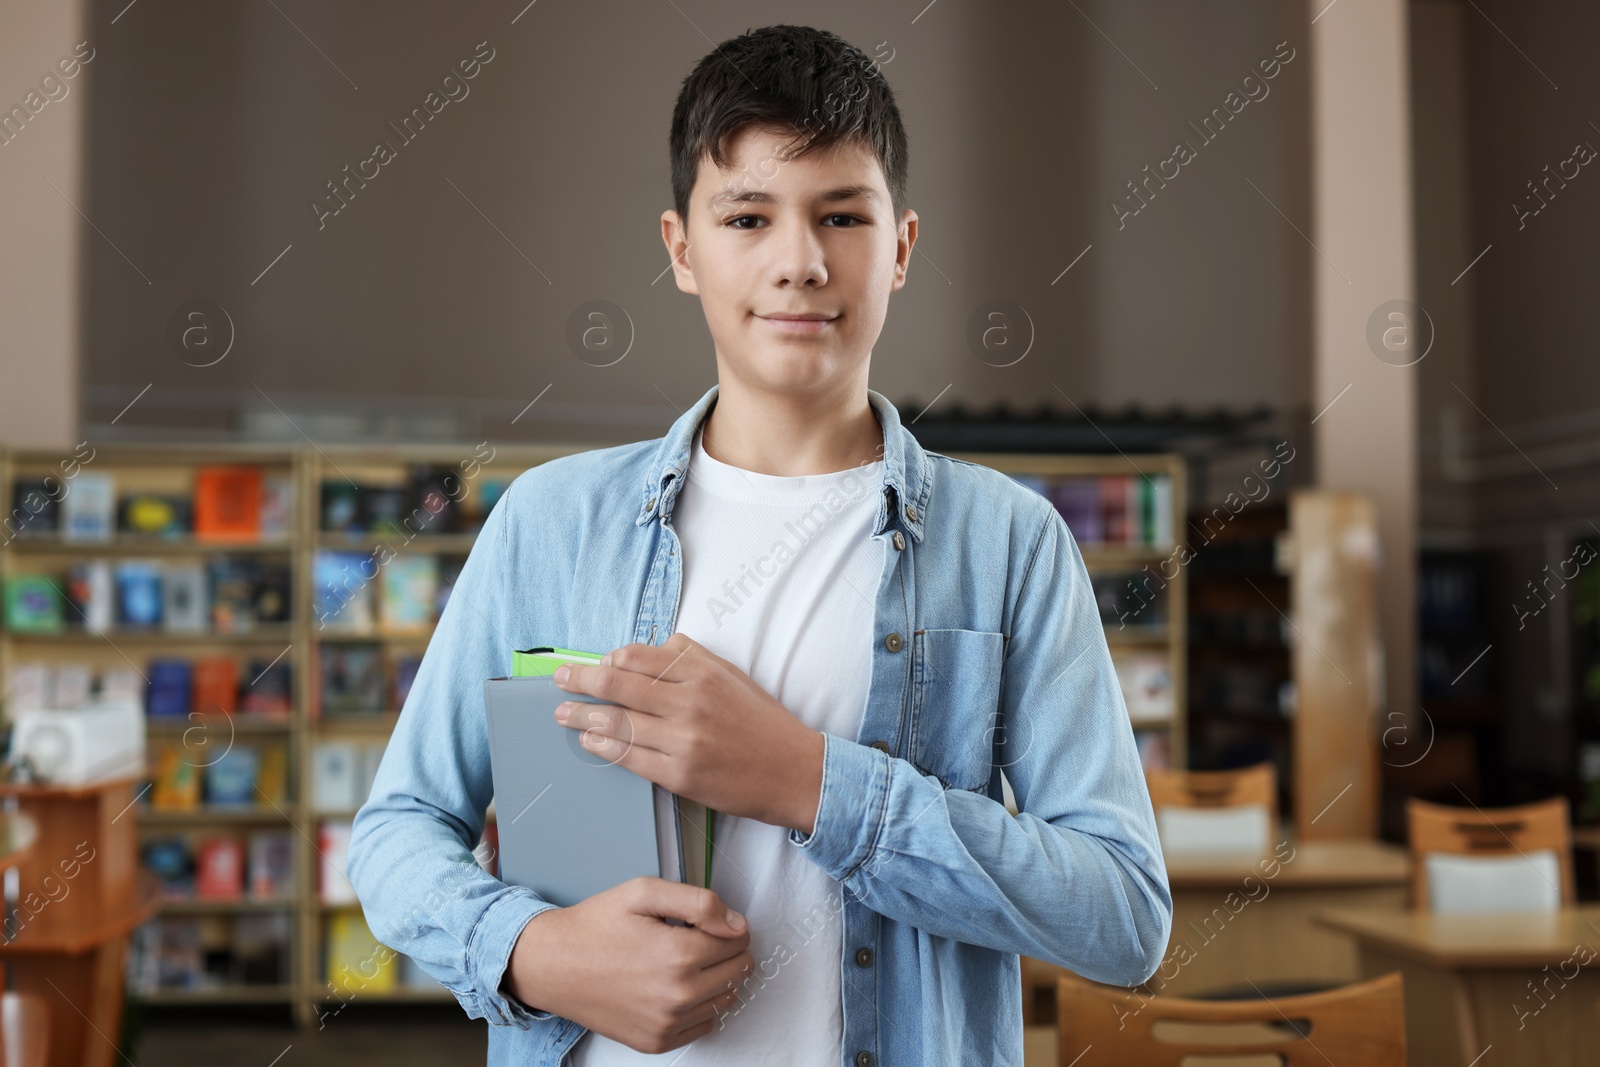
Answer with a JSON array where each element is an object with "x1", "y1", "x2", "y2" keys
[
  {"x1": 892, "y1": 530, "x2": 905, "y2": 551},
  {"x1": 870, "y1": 740, "x2": 891, "y2": 754},
  {"x1": 855, "y1": 947, "x2": 873, "y2": 967},
  {"x1": 646, "y1": 496, "x2": 657, "y2": 512},
  {"x1": 884, "y1": 632, "x2": 903, "y2": 653},
  {"x1": 905, "y1": 504, "x2": 918, "y2": 523},
  {"x1": 855, "y1": 1053, "x2": 874, "y2": 1067}
]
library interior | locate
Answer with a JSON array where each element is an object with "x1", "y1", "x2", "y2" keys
[{"x1": 2, "y1": 2, "x2": 1597, "y2": 1066}]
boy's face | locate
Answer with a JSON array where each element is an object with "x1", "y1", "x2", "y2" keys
[{"x1": 661, "y1": 124, "x2": 915, "y2": 400}]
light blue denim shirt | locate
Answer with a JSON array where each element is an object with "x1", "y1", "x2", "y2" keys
[{"x1": 347, "y1": 382, "x2": 1172, "y2": 1066}]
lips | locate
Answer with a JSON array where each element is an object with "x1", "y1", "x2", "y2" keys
[{"x1": 758, "y1": 313, "x2": 838, "y2": 335}]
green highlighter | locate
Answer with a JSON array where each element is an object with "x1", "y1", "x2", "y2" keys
[{"x1": 511, "y1": 647, "x2": 715, "y2": 889}]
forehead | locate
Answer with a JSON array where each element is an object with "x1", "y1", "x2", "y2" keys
[{"x1": 699, "y1": 124, "x2": 886, "y2": 203}]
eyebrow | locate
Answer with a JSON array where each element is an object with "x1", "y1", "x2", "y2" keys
[{"x1": 708, "y1": 185, "x2": 882, "y2": 210}]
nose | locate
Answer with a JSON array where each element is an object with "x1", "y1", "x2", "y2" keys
[{"x1": 767, "y1": 212, "x2": 828, "y2": 289}]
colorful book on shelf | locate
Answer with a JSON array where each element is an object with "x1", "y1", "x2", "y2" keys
[
  {"x1": 4, "y1": 574, "x2": 63, "y2": 633},
  {"x1": 1113, "y1": 650, "x2": 1175, "y2": 723},
  {"x1": 146, "y1": 659, "x2": 193, "y2": 718},
  {"x1": 192, "y1": 657, "x2": 240, "y2": 714},
  {"x1": 209, "y1": 557, "x2": 261, "y2": 633},
  {"x1": 61, "y1": 472, "x2": 114, "y2": 541},
  {"x1": 379, "y1": 554, "x2": 438, "y2": 634},
  {"x1": 248, "y1": 830, "x2": 294, "y2": 900},
  {"x1": 119, "y1": 493, "x2": 189, "y2": 537},
  {"x1": 204, "y1": 744, "x2": 261, "y2": 806},
  {"x1": 260, "y1": 474, "x2": 295, "y2": 539},
  {"x1": 313, "y1": 550, "x2": 375, "y2": 632},
  {"x1": 321, "y1": 482, "x2": 363, "y2": 535},
  {"x1": 256, "y1": 741, "x2": 289, "y2": 804},
  {"x1": 65, "y1": 560, "x2": 113, "y2": 631},
  {"x1": 161, "y1": 562, "x2": 208, "y2": 632},
  {"x1": 151, "y1": 744, "x2": 202, "y2": 810},
  {"x1": 319, "y1": 643, "x2": 385, "y2": 713},
  {"x1": 194, "y1": 466, "x2": 262, "y2": 541},
  {"x1": 1049, "y1": 478, "x2": 1102, "y2": 545},
  {"x1": 141, "y1": 837, "x2": 195, "y2": 899},
  {"x1": 311, "y1": 740, "x2": 360, "y2": 813},
  {"x1": 195, "y1": 836, "x2": 246, "y2": 900},
  {"x1": 360, "y1": 485, "x2": 409, "y2": 536},
  {"x1": 241, "y1": 659, "x2": 292, "y2": 714},
  {"x1": 9, "y1": 479, "x2": 60, "y2": 538},
  {"x1": 253, "y1": 560, "x2": 292, "y2": 624},
  {"x1": 115, "y1": 561, "x2": 164, "y2": 628},
  {"x1": 318, "y1": 820, "x2": 356, "y2": 905},
  {"x1": 325, "y1": 909, "x2": 397, "y2": 995}
]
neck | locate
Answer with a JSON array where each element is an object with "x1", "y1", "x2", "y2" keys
[{"x1": 699, "y1": 377, "x2": 883, "y2": 477}]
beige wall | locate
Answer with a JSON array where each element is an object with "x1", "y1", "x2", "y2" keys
[
  {"x1": 69, "y1": 0, "x2": 1310, "y2": 444},
  {"x1": 0, "y1": 0, "x2": 86, "y2": 449}
]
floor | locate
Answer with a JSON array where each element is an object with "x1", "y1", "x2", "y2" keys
[{"x1": 130, "y1": 1007, "x2": 486, "y2": 1066}]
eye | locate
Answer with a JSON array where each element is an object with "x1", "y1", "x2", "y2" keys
[
  {"x1": 726, "y1": 215, "x2": 764, "y2": 229},
  {"x1": 824, "y1": 214, "x2": 864, "y2": 226}
]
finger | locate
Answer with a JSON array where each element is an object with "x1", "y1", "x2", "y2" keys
[
  {"x1": 556, "y1": 658, "x2": 681, "y2": 714},
  {"x1": 609, "y1": 636, "x2": 707, "y2": 686},
  {"x1": 676, "y1": 984, "x2": 745, "y2": 1036},
  {"x1": 628, "y1": 878, "x2": 748, "y2": 937},
  {"x1": 559, "y1": 703, "x2": 668, "y2": 758}
]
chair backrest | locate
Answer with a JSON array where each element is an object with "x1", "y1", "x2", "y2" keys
[
  {"x1": 1146, "y1": 763, "x2": 1276, "y2": 856},
  {"x1": 1406, "y1": 796, "x2": 1573, "y2": 911},
  {"x1": 1056, "y1": 971, "x2": 1406, "y2": 1067}
]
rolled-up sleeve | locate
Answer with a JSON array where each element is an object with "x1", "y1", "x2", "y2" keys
[{"x1": 346, "y1": 474, "x2": 566, "y2": 1028}]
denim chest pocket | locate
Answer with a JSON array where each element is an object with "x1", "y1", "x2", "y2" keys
[{"x1": 909, "y1": 627, "x2": 1006, "y2": 791}]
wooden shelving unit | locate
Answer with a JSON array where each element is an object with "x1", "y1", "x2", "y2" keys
[
  {"x1": 0, "y1": 445, "x2": 309, "y2": 1027},
  {"x1": 2, "y1": 442, "x2": 1185, "y2": 1025}
]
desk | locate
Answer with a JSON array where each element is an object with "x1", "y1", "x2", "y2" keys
[
  {"x1": 1021, "y1": 840, "x2": 1410, "y2": 1021},
  {"x1": 0, "y1": 814, "x2": 38, "y2": 876},
  {"x1": 0, "y1": 775, "x2": 159, "y2": 1067},
  {"x1": 1155, "y1": 839, "x2": 1410, "y2": 995},
  {"x1": 1317, "y1": 904, "x2": 1600, "y2": 1067}
]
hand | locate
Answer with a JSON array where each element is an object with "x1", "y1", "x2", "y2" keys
[
  {"x1": 552, "y1": 632, "x2": 825, "y2": 834},
  {"x1": 503, "y1": 877, "x2": 754, "y2": 1053}
]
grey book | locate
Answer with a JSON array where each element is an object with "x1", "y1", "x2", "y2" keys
[{"x1": 484, "y1": 677, "x2": 685, "y2": 909}]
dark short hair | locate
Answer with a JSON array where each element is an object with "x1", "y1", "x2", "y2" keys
[{"x1": 669, "y1": 24, "x2": 909, "y2": 228}]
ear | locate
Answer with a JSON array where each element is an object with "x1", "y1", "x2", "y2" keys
[
  {"x1": 660, "y1": 210, "x2": 698, "y2": 295},
  {"x1": 891, "y1": 208, "x2": 917, "y2": 292}
]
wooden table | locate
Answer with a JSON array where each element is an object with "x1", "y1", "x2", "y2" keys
[
  {"x1": 0, "y1": 775, "x2": 161, "y2": 1067},
  {"x1": 1155, "y1": 839, "x2": 1410, "y2": 995},
  {"x1": 0, "y1": 814, "x2": 38, "y2": 876},
  {"x1": 1022, "y1": 839, "x2": 1411, "y2": 1022},
  {"x1": 1317, "y1": 904, "x2": 1600, "y2": 1067}
]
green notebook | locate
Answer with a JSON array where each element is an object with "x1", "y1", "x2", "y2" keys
[{"x1": 511, "y1": 647, "x2": 715, "y2": 889}]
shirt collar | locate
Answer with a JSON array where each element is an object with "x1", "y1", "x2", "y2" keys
[{"x1": 636, "y1": 382, "x2": 929, "y2": 543}]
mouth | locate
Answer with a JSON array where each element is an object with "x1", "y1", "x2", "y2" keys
[{"x1": 756, "y1": 312, "x2": 839, "y2": 335}]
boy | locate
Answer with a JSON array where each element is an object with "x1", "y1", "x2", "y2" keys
[{"x1": 348, "y1": 24, "x2": 1171, "y2": 1066}]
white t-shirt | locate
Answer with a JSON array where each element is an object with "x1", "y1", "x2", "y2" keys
[{"x1": 567, "y1": 425, "x2": 885, "y2": 1065}]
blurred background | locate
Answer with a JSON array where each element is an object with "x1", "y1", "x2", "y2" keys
[{"x1": 1, "y1": 1, "x2": 1597, "y2": 1065}]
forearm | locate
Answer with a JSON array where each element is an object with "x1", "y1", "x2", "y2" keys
[
  {"x1": 348, "y1": 792, "x2": 558, "y2": 1025},
  {"x1": 788, "y1": 734, "x2": 1171, "y2": 987}
]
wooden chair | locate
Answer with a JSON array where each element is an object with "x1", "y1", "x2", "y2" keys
[
  {"x1": 1055, "y1": 970, "x2": 1406, "y2": 1066},
  {"x1": 1406, "y1": 796, "x2": 1574, "y2": 911},
  {"x1": 1145, "y1": 762, "x2": 1277, "y2": 856}
]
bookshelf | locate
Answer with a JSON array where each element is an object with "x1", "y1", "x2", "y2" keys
[
  {"x1": 1, "y1": 442, "x2": 1186, "y2": 1024},
  {"x1": 0, "y1": 444, "x2": 309, "y2": 1016}
]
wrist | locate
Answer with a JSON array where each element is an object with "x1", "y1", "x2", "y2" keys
[
  {"x1": 503, "y1": 906, "x2": 564, "y2": 1013},
  {"x1": 787, "y1": 728, "x2": 825, "y2": 836}
]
